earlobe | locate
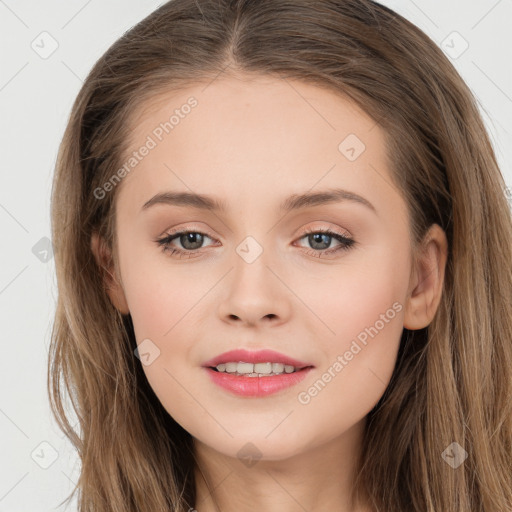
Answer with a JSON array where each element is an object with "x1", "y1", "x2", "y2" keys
[
  {"x1": 90, "y1": 232, "x2": 130, "y2": 315},
  {"x1": 403, "y1": 224, "x2": 448, "y2": 330}
]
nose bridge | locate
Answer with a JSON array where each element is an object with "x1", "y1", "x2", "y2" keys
[
  {"x1": 231, "y1": 233, "x2": 276, "y2": 294},
  {"x1": 217, "y1": 232, "x2": 291, "y2": 324}
]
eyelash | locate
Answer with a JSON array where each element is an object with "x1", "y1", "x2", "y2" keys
[{"x1": 155, "y1": 226, "x2": 356, "y2": 259}]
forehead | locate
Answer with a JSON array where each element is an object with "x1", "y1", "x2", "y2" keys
[{"x1": 115, "y1": 74, "x2": 399, "y2": 221}]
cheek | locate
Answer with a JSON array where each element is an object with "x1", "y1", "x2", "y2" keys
[
  {"x1": 117, "y1": 246, "x2": 212, "y2": 433},
  {"x1": 331, "y1": 262, "x2": 406, "y2": 352},
  {"x1": 118, "y1": 233, "x2": 210, "y2": 339},
  {"x1": 295, "y1": 242, "x2": 409, "y2": 347},
  {"x1": 294, "y1": 247, "x2": 409, "y2": 420}
]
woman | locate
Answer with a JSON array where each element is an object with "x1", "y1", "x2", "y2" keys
[{"x1": 49, "y1": 1, "x2": 512, "y2": 510}]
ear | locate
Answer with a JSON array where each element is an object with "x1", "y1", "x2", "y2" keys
[
  {"x1": 403, "y1": 223, "x2": 448, "y2": 330},
  {"x1": 90, "y1": 232, "x2": 130, "y2": 315}
]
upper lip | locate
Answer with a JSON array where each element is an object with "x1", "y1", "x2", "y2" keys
[{"x1": 202, "y1": 349, "x2": 314, "y2": 369}]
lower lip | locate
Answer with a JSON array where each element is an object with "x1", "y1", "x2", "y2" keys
[{"x1": 203, "y1": 366, "x2": 314, "y2": 397}]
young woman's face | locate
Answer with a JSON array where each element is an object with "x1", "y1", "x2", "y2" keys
[{"x1": 106, "y1": 75, "x2": 418, "y2": 461}]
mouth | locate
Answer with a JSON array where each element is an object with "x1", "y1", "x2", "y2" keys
[
  {"x1": 208, "y1": 362, "x2": 313, "y2": 376},
  {"x1": 201, "y1": 349, "x2": 315, "y2": 396}
]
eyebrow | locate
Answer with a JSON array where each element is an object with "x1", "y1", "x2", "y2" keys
[{"x1": 141, "y1": 187, "x2": 377, "y2": 215}]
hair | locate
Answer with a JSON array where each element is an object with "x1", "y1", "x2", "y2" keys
[{"x1": 48, "y1": 0, "x2": 512, "y2": 510}]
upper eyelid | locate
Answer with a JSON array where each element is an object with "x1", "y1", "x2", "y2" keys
[
  {"x1": 160, "y1": 226, "x2": 216, "y2": 240},
  {"x1": 160, "y1": 225, "x2": 350, "y2": 237}
]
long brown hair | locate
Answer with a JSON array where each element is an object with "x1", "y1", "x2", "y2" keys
[{"x1": 48, "y1": 1, "x2": 512, "y2": 510}]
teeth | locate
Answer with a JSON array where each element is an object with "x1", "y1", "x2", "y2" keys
[{"x1": 215, "y1": 362, "x2": 298, "y2": 375}]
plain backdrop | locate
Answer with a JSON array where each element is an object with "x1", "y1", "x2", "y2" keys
[{"x1": 0, "y1": 0, "x2": 511, "y2": 510}]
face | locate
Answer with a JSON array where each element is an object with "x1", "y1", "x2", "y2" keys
[{"x1": 97, "y1": 74, "x2": 427, "y2": 461}]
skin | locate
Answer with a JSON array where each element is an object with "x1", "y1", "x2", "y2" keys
[{"x1": 91, "y1": 74, "x2": 448, "y2": 512}]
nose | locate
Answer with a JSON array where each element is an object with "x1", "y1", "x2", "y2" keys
[{"x1": 216, "y1": 250, "x2": 292, "y2": 328}]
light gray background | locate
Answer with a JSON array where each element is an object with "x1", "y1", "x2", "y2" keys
[{"x1": 0, "y1": 1, "x2": 511, "y2": 510}]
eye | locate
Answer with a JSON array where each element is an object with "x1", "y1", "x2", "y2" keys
[
  {"x1": 294, "y1": 227, "x2": 356, "y2": 258},
  {"x1": 155, "y1": 229, "x2": 217, "y2": 259},
  {"x1": 155, "y1": 226, "x2": 356, "y2": 259}
]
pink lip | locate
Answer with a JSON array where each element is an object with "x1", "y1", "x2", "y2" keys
[
  {"x1": 201, "y1": 348, "x2": 313, "y2": 369},
  {"x1": 203, "y1": 366, "x2": 314, "y2": 397},
  {"x1": 201, "y1": 349, "x2": 314, "y2": 397}
]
